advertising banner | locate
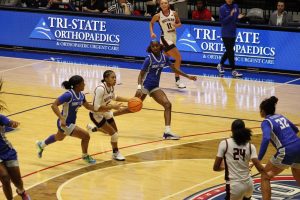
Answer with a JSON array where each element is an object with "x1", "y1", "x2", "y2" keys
[{"x1": 0, "y1": 10, "x2": 299, "y2": 71}]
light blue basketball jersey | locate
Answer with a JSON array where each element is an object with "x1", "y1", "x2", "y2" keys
[
  {"x1": 264, "y1": 114, "x2": 299, "y2": 148},
  {"x1": 0, "y1": 115, "x2": 13, "y2": 149},
  {"x1": 58, "y1": 89, "x2": 86, "y2": 125},
  {"x1": 258, "y1": 114, "x2": 300, "y2": 161},
  {"x1": 141, "y1": 53, "x2": 172, "y2": 88}
]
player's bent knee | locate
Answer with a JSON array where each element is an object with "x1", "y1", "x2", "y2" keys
[
  {"x1": 82, "y1": 133, "x2": 91, "y2": 140},
  {"x1": 111, "y1": 132, "x2": 118, "y2": 142},
  {"x1": 164, "y1": 102, "x2": 172, "y2": 110}
]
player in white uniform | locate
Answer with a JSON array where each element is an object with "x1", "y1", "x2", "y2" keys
[
  {"x1": 87, "y1": 70, "x2": 130, "y2": 161},
  {"x1": 150, "y1": 0, "x2": 186, "y2": 88},
  {"x1": 213, "y1": 119, "x2": 268, "y2": 200}
]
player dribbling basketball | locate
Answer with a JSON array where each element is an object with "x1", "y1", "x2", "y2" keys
[
  {"x1": 87, "y1": 70, "x2": 130, "y2": 161},
  {"x1": 114, "y1": 40, "x2": 197, "y2": 140}
]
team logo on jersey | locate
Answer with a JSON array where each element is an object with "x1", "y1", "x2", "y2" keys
[
  {"x1": 177, "y1": 28, "x2": 201, "y2": 53},
  {"x1": 184, "y1": 176, "x2": 300, "y2": 200},
  {"x1": 30, "y1": 18, "x2": 55, "y2": 40}
]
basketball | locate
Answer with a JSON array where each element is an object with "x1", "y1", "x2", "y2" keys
[{"x1": 128, "y1": 97, "x2": 143, "y2": 112}]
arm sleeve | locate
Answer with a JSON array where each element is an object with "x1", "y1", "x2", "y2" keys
[
  {"x1": 0, "y1": 115, "x2": 10, "y2": 126},
  {"x1": 58, "y1": 92, "x2": 72, "y2": 104},
  {"x1": 250, "y1": 144, "x2": 258, "y2": 159},
  {"x1": 219, "y1": 6, "x2": 233, "y2": 24},
  {"x1": 141, "y1": 56, "x2": 151, "y2": 71},
  {"x1": 258, "y1": 120, "x2": 272, "y2": 160},
  {"x1": 94, "y1": 87, "x2": 105, "y2": 111},
  {"x1": 216, "y1": 140, "x2": 226, "y2": 157},
  {"x1": 234, "y1": 5, "x2": 239, "y2": 21}
]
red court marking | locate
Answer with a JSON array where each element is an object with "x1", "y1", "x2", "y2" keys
[{"x1": 21, "y1": 126, "x2": 262, "y2": 179}]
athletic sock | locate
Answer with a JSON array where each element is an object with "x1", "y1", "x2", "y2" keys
[
  {"x1": 113, "y1": 148, "x2": 119, "y2": 153},
  {"x1": 165, "y1": 126, "x2": 171, "y2": 133},
  {"x1": 44, "y1": 134, "x2": 56, "y2": 146}
]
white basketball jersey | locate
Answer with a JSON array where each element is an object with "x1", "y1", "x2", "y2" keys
[
  {"x1": 92, "y1": 82, "x2": 116, "y2": 113},
  {"x1": 217, "y1": 138, "x2": 258, "y2": 183},
  {"x1": 159, "y1": 10, "x2": 176, "y2": 39}
]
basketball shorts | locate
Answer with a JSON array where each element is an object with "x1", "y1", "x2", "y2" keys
[
  {"x1": 89, "y1": 111, "x2": 113, "y2": 128},
  {"x1": 226, "y1": 178, "x2": 253, "y2": 200},
  {"x1": 57, "y1": 120, "x2": 76, "y2": 136},
  {"x1": 160, "y1": 34, "x2": 176, "y2": 52},
  {"x1": 0, "y1": 148, "x2": 19, "y2": 167},
  {"x1": 271, "y1": 140, "x2": 300, "y2": 169},
  {"x1": 142, "y1": 84, "x2": 160, "y2": 95}
]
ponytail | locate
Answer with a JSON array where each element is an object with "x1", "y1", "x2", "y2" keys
[
  {"x1": 61, "y1": 75, "x2": 83, "y2": 90},
  {"x1": 260, "y1": 96, "x2": 278, "y2": 116}
]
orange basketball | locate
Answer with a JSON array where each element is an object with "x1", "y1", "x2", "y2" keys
[{"x1": 128, "y1": 97, "x2": 143, "y2": 112}]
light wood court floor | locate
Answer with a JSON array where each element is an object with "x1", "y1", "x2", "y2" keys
[{"x1": 0, "y1": 56, "x2": 299, "y2": 200}]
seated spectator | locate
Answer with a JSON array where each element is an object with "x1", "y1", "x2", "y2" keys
[
  {"x1": 21, "y1": 0, "x2": 48, "y2": 7},
  {"x1": 145, "y1": 0, "x2": 160, "y2": 16},
  {"x1": 47, "y1": 0, "x2": 76, "y2": 11},
  {"x1": 269, "y1": 0, "x2": 292, "y2": 26},
  {"x1": 103, "y1": 0, "x2": 133, "y2": 15},
  {"x1": 0, "y1": 0, "x2": 21, "y2": 6},
  {"x1": 82, "y1": 0, "x2": 105, "y2": 13},
  {"x1": 191, "y1": 0, "x2": 212, "y2": 21}
]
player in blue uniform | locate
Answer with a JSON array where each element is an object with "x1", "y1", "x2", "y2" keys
[
  {"x1": 113, "y1": 40, "x2": 197, "y2": 139},
  {"x1": 36, "y1": 75, "x2": 97, "y2": 164},
  {"x1": 258, "y1": 96, "x2": 300, "y2": 200},
  {"x1": 0, "y1": 80, "x2": 31, "y2": 200}
]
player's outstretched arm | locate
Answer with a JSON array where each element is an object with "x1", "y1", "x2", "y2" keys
[{"x1": 115, "y1": 96, "x2": 130, "y2": 102}]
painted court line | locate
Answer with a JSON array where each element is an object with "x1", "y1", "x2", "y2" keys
[
  {"x1": 0, "y1": 60, "x2": 45, "y2": 73},
  {"x1": 267, "y1": 77, "x2": 300, "y2": 90},
  {"x1": 18, "y1": 128, "x2": 258, "y2": 186},
  {"x1": 275, "y1": 77, "x2": 300, "y2": 87},
  {"x1": 56, "y1": 159, "x2": 217, "y2": 200},
  {"x1": 160, "y1": 174, "x2": 224, "y2": 200}
]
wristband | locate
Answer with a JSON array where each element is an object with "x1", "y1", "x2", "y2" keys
[{"x1": 137, "y1": 84, "x2": 142, "y2": 90}]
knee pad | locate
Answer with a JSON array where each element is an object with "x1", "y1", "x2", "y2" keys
[{"x1": 111, "y1": 132, "x2": 118, "y2": 142}]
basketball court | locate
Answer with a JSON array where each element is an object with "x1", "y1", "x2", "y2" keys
[{"x1": 0, "y1": 51, "x2": 300, "y2": 199}]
